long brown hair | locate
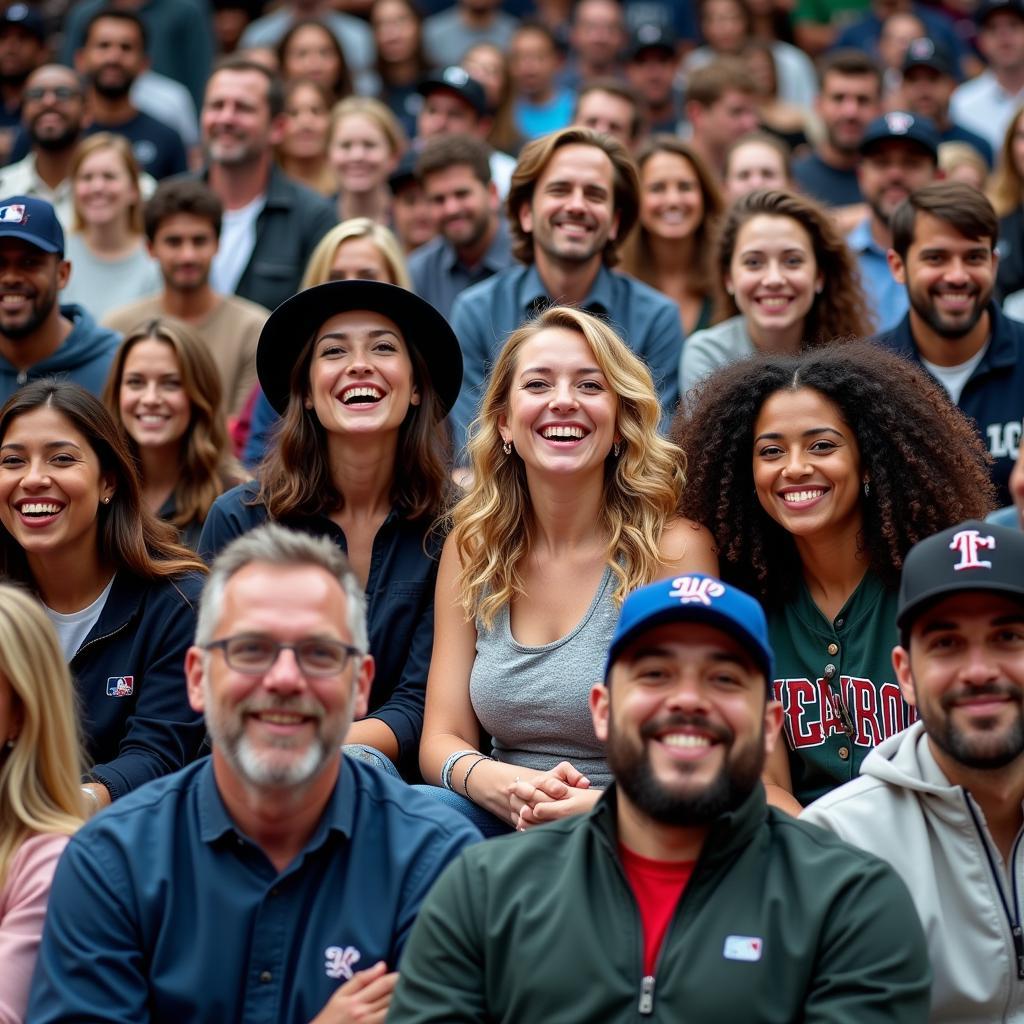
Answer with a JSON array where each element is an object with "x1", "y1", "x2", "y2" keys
[
  {"x1": 0, "y1": 380, "x2": 206, "y2": 583},
  {"x1": 712, "y1": 188, "x2": 871, "y2": 341},
  {"x1": 989, "y1": 104, "x2": 1024, "y2": 217},
  {"x1": 102, "y1": 319, "x2": 244, "y2": 532},
  {"x1": 255, "y1": 325, "x2": 451, "y2": 522}
]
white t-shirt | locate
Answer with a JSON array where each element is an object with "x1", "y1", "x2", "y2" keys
[
  {"x1": 210, "y1": 195, "x2": 265, "y2": 295},
  {"x1": 45, "y1": 576, "x2": 116, "y2": 661},
  {"x1": 921, "y1": 342, "x2": 989, "y2": 405}
]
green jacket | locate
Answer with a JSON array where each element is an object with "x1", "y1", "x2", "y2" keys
[{"x1": 388, "y1": 785, "x2": 930, "y2": 1023}]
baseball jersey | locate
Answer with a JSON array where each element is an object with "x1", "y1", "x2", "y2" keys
[{"x1": 768, "y1": 571, "x2": 916, "y2": 806}]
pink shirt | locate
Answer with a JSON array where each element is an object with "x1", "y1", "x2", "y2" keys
[{"x1": 0, "y1": 832, "x2": 70, "y2": 1022}]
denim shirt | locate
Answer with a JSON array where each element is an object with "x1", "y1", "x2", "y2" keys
[
  {"x1": 198, "y1": 483, "x2": 440, "y2": 773},
  {"x1": 27, "y1": 756, "x2": 481, "y2": 1024},
  {"x1": 448, "y1": 263, "x2": 684, "y2": 459}
]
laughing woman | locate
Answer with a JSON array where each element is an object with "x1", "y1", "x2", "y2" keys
[
  {"x1": 199, "y1": 281, "x2": 461, "y2": 778},
  {"x1": 674, "y1": 343, "x2": 994, "y2": 811},
  {"x1": 0, "y1": 380, "x2": 206, "y2": 812},
  {"x1": 420, "y1": 305, "x2": 718, "y2": 835}
]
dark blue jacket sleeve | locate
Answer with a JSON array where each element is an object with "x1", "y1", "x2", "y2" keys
[
  {"x1": 198, "y1": 485, "x2": 264, "y2": 564},
  {"x1": 242, "y1": 391, "x2": 279, "y2": 468},
  {"x1": 27, "y1": 831, "x2": 150, "y2": 1023},
  {"x1": 88, "y1": 578, "x2": 204, "y2": 800},
  {"x1": 449, "y1": 291, "x2": 492, "y2": 463},
  {"x1": 642, "y1": 299, "x2": 684, "y2": 422}
]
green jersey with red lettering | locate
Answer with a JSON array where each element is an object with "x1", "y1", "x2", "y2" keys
[{"x1": 768, "y1": 571, "x2": 916, "y2": 806}]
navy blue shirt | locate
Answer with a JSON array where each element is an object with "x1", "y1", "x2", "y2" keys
[
  {"x1": 792, "y1": 152, "x2": 862, "y2": 208},
  {"x1": 199, "y1": 483, "x2": 440, "y2": 775},
  {"x1": 27, "y1": 755, "x2": 481, "y2": 1023},
  {"x1": 874, "y1": 302, "x2": 1024, "y2": 504},
  {"x1": 448, "y1": 263, "x2": 684, "y2": 459},
  {"x1": 85, "y1": 112, "x2": 187, "y2": 180}
]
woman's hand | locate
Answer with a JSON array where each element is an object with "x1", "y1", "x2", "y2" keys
[{"x1": 506, "y1": 762, "x2": 602, "y2": 830}]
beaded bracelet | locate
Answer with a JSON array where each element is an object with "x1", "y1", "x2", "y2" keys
[
  {"x1": 441, "y1": 749, "x2": 478, "y2": 791},
  {"x1": 462, "y1": 754, "x2": 493, "y2": 798}
]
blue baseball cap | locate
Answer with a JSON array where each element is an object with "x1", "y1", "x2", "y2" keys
[
  {"x1": 859, "y1": 111, "x2": 940, "y2": 162},
  {"x1": 0, "y1": 195, "x2": 64, "y2": 256},
  {"x1": 605, "y1": 574, "x2": 774, "y2": 684}
]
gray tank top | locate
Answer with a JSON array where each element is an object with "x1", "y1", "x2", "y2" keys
[{"x1": 469, "y1": 565, "x2": 616, "y2": 788}]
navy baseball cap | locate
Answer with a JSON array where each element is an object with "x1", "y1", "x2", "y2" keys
[
  {"x1": 605, "y1": 574, "x2": 774, "y2": 684},
  {"x1": 387, "y1": 149, "x2": 419, "y2": 195},
  {"x1": 417, "y1": 66, "x2": 487, "y2": 118},
  {"x1": 860, "y1": 111, "x2": 940, "y2": 161},
  {"x1": 976, "y1": 0, "x2": 1024, "y2": 26},
  {"x1": 0, "y1": 195, "x2": 64, "y2": 255},
  {"x1": 897, "y1": 520, "x2": 1024, "y2": 636},
  {"x1": 902, "y1": 37, "x2": 957, "y2": 79},
  {"x1": 0, "y1": 4, "x2": 45, "y2": 42},
  {"x1": 629, "y1": 24, "x2": 677, "y2": 59}
]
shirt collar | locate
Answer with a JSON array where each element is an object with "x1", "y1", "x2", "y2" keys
[
  {"x1": 847, "y1": 217, "x2": 884, "y2": 256},
  {"x1": 198, "y1": 753, "x2": 355, "y2": 847},
  {"x1": 441, "y1": 219, "x2": 512, "y2": 275},
  {"x1": 519, "y1": 262, "x2": 612, "y2": 318}
]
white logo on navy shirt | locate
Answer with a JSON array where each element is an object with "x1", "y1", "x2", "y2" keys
[
  {"x1": 669, "y1": 576, "x2": 725, "y2": 606},
  {"x1": 949, "y1": 529, "x2": 995, "y2": 571},
  {"x1": 324, "y1": 945, "x2": 362, "y2": 980}
]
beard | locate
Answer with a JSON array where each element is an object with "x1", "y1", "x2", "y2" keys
[
  {"x1": 917, "y1": 680, "x2": 1024, "y2": 770},
  {"x1": 908, "y1": 283, "x2": 989, "y2": 339},
  {"x1": 89, "y1": 67, "x2": 133, "y2": 101},
  {"x1": 607, "y1": 712, "x2": 766, "y2": 827}
]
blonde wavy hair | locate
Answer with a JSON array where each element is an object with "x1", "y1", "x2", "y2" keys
[
  {"x1": 0, "y1": 584, "x2": 84, "y2": 890},
  {"x1": 452, "y1": 305, "x2": 686, "y2": 629},
  {"x1": 300, "y1": 218, "x2": 411, "y2": 289}
]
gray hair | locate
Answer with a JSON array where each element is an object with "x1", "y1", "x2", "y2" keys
[{"x1": 195, "y1": 524, "x2": 368, "y2": 652}]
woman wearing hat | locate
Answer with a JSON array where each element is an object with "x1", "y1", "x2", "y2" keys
[{"x1": 199, "y1": 280, "x2": 461, "y2": 778}]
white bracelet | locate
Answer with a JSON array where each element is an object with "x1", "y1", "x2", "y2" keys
[{"x1": 441, "y1": 750, "x2": 478, "y2": 791}]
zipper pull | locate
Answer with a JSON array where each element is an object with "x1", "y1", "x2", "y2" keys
[
  {"x1": 1013, "y1": 925, "x2": 1024, "y2": 979},
  {"x1": 638, "y1": 975, "x2": 655, "y2": 1015}
]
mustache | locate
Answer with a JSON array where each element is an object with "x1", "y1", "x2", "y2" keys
[
  {"x1": 238, "y1": 697, "x2": 325, "y2": 721},
  {"x1": 941, "y1": 682, "x2": 1022, "y2": 710},
  {"x1": 640, "y1": 713, "x2": 733, "y2": 744}
]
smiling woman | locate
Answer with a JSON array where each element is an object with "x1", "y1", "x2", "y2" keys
[
  {"x1": 0, "y1": 379, "x2": 207, "y2": 811},
  {"x1": 199, "y1": 281, "x2": 461, "y2": 779},
  {"x1": 673, "y1": 342, "x2": 994, "y2": 809}
]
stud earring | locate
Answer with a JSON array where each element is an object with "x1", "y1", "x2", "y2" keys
[
  {"x1": 815, "y1": 283, "x2": 824, "y2": 294},
  {"x1": 502, "y1": 440, "x2": 512, "y2": 456},
  {"x1": 613, "y1": 441, "x2": 621, "y2": 457}
]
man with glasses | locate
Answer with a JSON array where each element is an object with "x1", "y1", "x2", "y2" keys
[{"x1": 28, "y1": 524, "x2": 480, "y2": 1024}]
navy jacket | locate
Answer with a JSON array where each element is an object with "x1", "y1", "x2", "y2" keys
[
  {"x1": 74, "y1": 571, "x2": 206, "y2": 800},
  {"x1": 874, "y1": 303, "x2": 1024, "y2": 505},
  {"x1": 199, "y1": 484, "x2": 439, "y2": 775},
  {"x1": 27, "y1": 755, "x2": 481, "y2": 1024}
]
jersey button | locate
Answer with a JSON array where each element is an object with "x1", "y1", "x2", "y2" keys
[
  {"x1": 827, "y1": 643, "x2": 839, "y2": 656},
  {"x1": 835, "y1": 617, "x2": 845, "y2": 628},
  {"x1": 824, "y1": 663, "x2": 836, "y2": 679},
  {"x1": 259, "y1": 971, "x2": 272, "y2": 984},
  {"x1": 838, "y1": 746, "x2": 850, "y2": 761}
]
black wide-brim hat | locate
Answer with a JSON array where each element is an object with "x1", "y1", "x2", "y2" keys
[{"x1": 256, "y1": 280, "x2": 463, "y2": 416}]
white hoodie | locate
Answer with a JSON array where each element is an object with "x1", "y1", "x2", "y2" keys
[{"x1": 803, "y1": 721, "x2": 1024, "y2": 1024}]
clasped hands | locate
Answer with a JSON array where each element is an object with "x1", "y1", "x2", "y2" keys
[{"x1": 506, "y1": 761, "x2": 600, "y2": 830}]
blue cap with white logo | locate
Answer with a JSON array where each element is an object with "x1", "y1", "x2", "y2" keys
[
  {"x1": 605, "y1": 574, "x2": 774, "y2": 684},
  {"x1": 0, "y1": 195, "x2": 64, "y2": 256}
]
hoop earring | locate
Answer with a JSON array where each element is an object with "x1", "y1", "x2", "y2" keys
[
  {"x1": 863, "y1": 480, "x2": 870, "y2": 498},
  {"x1": 502, "y1": 440, "x2": 512, "y2": 456}
]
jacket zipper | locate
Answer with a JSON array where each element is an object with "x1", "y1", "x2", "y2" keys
[
  {"x1": 965, "y1": 792, "x2": 1024, "y2": 978},
  {"x1": 71, "y1": 618, "x2": 132, "y2": 664},
  {"x1": 638, "y1": 975, "x2": 655, "y2": 1015}
]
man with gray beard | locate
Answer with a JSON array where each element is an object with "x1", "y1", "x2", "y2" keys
[
  {"x1": 389, "y1": 574, "x2": 930, "y2": 1023},
  {"x1": 28, "y1": 524, "x2": 480, "y2": 1024},
  {"x1": 804, "y1": 520, "x2": 1024, "y2": 1023}
]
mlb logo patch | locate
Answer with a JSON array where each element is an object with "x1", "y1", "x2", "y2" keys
[
  {"x1": 723, "y1": 935, "x2": 763, "y2": 962},
  {"x1": 106, "y1": 676, "x2": 134, "y2": 697},
  {"x1": 0, "y1": 204, "x2": 26, "y2": 223}
]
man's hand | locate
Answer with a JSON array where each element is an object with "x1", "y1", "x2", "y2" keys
[
  {"x1": 309, "y1": 961, "x2": 398, "y2": 1024},
  {"x1": 507, "y1": 762, "x2": 600, "y2": 830}
]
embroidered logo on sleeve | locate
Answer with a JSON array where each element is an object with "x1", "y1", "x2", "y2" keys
[
  {"x1": 324, "y1": 945, "x2": 362, "y2": 980},
  {"x1": 106, "y1": 676, "x2": 134, "y2": 697},
  {"x1": 723, "y1": 935, "x2": 763, "y2": 962}
]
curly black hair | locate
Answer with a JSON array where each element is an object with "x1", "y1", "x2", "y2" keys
[{"x1": 671, "y1": 342, "x2": 996, "y2": 606}]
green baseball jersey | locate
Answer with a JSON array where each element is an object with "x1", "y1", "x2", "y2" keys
[{"x1": 768, "y1": 571, "x2": 917, "y2": 806}]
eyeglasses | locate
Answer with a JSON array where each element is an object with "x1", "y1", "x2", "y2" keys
[
  {"x1": 204, "y1": 635, "x2": 362, "y2": 677},
  {"x1": 24, "y1": 86, "x2": 81, "y2": 102}
]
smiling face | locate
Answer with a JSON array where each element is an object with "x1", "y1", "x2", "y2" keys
[
  {"x1": 23, "y1": 65, "x2": 85, "y2": 151},
  {"x1": 726, "y1": 213, "x2": 821, "y2": 349},
  {"x1": 149, "y1": 212, "x2": 218, "y2": 293},
  {"x1": 73, "y1": 145, "x2": 138, "y2": 230},
  {"x1": 639, "y1": 150, "x2": 704, "y2": 242},
  {"x1": 306, "y1": 309, "x2": 419, "y2": 439},
  {"x1": 372, "y1": 0, "x2": 420, "y2": 65},
  {"x1": 498, "y1": 325, "x2": 618, "y2": 477},
  {"x1": 896, "y1": 592, "x2": 1024, "y2": 772},
  {"x1": 520, "y1": 143, "x2": 620, "y2": 269},
  {"x1": 0, "y1": 239, "x2": 68, "y2": 342},
  {"x1": 201, "y1": 68, "x2": 278, "y2": 168},
  {"x1": 187, "y1": 561, "x2": 373, "y2": 791},
  {"x1": 328, "y1": 112, "x2": 396, "y2": 195},
  {"x1": 281, "y1": 23, "x2": 342, "y2": 92},
  {"x1": 281, "y1": 81, "x2": 331, "y2": 161},
  {"x1": 752, "y1": 387, "x2": 863, "y2": 542},
  {"x1": 724, "y1": 141, "x2": 788, "y2": 201},
  {"x1": 0, "y1": 405, "x2": 114, "y2": 565},
  {"x1": 118, "y1": 338, "x2": 191, "y2": 453},
  {"x1": 858, "y1": 140, "x2": 936, "y2": 225},
  {"x1": 423, "y1": 162, "x2": 495, "y2": 250},
  {"x1": 592, "y1": 621, "x2": 778, "y2": 826}
]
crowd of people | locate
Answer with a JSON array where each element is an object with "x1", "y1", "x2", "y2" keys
[{"x1": 0, "y1": 0, "x2": 1022, "y2": 1021}]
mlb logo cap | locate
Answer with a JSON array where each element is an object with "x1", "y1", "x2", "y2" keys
[
  {"x1": 897, "y1": 520, "x2": 1024, "y2": 634},
  {"x1": 605, "y1": 574, "x2": 774, "y2": 684},
  {"x1": 859, "y1": 111, "x2": 940, "y2": 161},
  {"x1": 0, "y1": 195, "x2": 64, "y2": 256}
]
